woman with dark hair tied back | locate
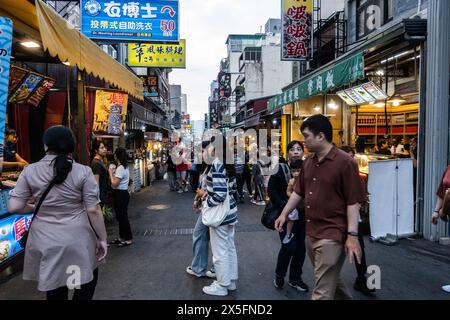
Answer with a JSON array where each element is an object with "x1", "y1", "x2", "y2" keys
[
  {"x1": 108, "y1": 147, "x2": 132, "y2": 247},
  {"x1": 8, "y1": 125, "x2": 107, "y2": 300}
]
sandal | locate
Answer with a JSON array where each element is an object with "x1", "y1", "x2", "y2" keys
[
  {"x1": 108, "y1": 238, "x2": 122, "y2": 245},
  {"x1": 117, "y1": 240, "x2": 133, "y2": 247}
]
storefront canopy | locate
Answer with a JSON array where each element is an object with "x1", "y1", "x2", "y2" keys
[
  {"x1": 245, "y1": 113, "x2": 260, "y2": 128},
  {"x1": 268, "y1": 52, "x2": 365, "y2": 112},
  {"x1": 0, "y1": 0, "x2": 143, "y2": 100}
]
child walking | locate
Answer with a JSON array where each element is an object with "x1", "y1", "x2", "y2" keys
[{"x1": 283, "y1": 159, "x2": 302, "y2": 244}]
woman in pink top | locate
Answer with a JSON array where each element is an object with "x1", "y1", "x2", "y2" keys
[{"x1": 8, "y1": 126, "x2": 107, "y2": 300}]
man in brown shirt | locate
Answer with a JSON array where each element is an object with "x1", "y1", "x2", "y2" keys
[{"x1": 275, "y1": 114, "x2": 366, "y2": 300}]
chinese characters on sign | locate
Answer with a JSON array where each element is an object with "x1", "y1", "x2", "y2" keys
[
  {"x1": 0, "y1": 213, "x2": 33, "y2": 266},
  {"x1": 140, "y1": 75, "x2": 159, "y2": 97},
  {"x1": 81, "y1": 0, "x2": 179, "y2": 42},
  {"x1": 218, "y1": 72, "x2": 231, "y2": 98},
  {"x1": 268, "y1": 53, "x2": 365, "y2": 111},
  {"x1": 93, "y1": 90, "x2": 129, "y2": 135},
  {"x1": 128, "y1": 39, "x2": 185, "y2": 68},
  {"x1": 282, "y1": 0, "x2": 313, "y2": 61},
  {"x1": 27, "y1": 79, "x2": 56, "y2": 107}
]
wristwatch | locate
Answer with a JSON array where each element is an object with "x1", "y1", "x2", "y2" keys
[{"x1": 347, "y1": 231, "x2": 359, "y2": 237}]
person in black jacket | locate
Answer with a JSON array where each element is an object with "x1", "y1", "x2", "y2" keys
[{"x1": 268, "y1": 140, "x2": 308, "y2": 292}]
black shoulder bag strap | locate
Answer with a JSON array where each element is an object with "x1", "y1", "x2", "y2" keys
[{"x1": 19, "y1": 181, "x2": 56, "y2": 247}]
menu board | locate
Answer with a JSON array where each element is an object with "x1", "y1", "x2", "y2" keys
[
  {"x1": 8, "y1": 66, "x2": 27, "y2": 95},
  {"x1": 337, "y1": 90, "x2": 358, "y2": 106},
  {"x1": 362, "y1": 82, "x2": 388, "y2": 100},
  {"x1": 344, "y1": 88, "x2": 366, "y2": 105},
  {"x1": 337, "y1": 81, "x2": 388, "y2": 106},
  {"x1": 92, "y1": 90, "x2": 129, "y2": 135},
  {"x1": 27, "y1": 79, "x2": 56, "y2": 107},
  {"x1": 9, "y1": 73, "x2": 43, "y2": 104},
  {"x1": 353, "y1": 85, "x2": 376, "y2": 102}
]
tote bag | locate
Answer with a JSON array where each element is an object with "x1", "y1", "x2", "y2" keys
[{"x1": 202, "y1": 181, "x2": 229, "y2": 227}]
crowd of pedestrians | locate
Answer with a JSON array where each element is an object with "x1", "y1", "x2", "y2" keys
[{"x1": 5, "y1": 119, "x2": 449, "y2": 300}]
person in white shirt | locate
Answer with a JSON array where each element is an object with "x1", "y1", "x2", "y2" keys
[
  {"x1": 390, "y1": 137, "x2": 404, "y2": 155},
  {"x1": 108, "y1": 147, "x2": 132, "y2": 247}
]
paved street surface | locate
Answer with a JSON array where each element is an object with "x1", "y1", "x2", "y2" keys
[{"x1": 1, "y1": 180, "x2": 450, "y2": 300}]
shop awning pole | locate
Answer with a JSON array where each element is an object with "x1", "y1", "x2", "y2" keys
[
  {"x1": 77, "y1": 69, "x2": 87, "y2": 165},
  {"x1": 66, "y1": 68, "x2": 72, "y2": 130}
]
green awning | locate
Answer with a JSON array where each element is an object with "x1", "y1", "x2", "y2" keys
[{"x1": 268, "y1": 52, "x2": 365, "y2": 111}]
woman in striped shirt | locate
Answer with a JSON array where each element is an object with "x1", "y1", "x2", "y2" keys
[{"x1": 198, "y1": 136, "x2": 238, "y2": 296}]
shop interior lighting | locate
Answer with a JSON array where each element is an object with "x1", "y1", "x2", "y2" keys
[
  {"x1": 62, "y1": 60, "x2": 70, "y2": 66},
  {"x1": 20, "y1": 41, "x2": 40, "y2": 48},
  {"x1": 272, "y1": 119, "x2": 277, "y2": 125},
  {"x1": 314, "y1": 105, "x2": 321, "y2": 112},
  {"x1": 327, "y1": 99, "x2": 338, "y2": 110},
  {"x1": 380, "y1": 50, "x2": 413, "y2": 64},
  {"x1": 375, "y1": 102, "x2": 385, "y2": 108},
  {"x1": 376, "y1": 69, "x2": 384, "y2": 76},
  {"x1": 388, "y1": 94, "x2": 406, "y2": 107}
]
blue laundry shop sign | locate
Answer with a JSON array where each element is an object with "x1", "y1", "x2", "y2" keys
[{"x1": 81, "y1": 0, "x2": 179, "y2": 42}]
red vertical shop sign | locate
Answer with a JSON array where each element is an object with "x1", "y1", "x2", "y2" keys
[{"x1": 282, "y1": 0, "x2": 313, "y2": 61}]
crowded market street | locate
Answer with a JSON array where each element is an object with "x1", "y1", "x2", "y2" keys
[{"x1": 1, "y1": 180, "x2": 450, "y2": 300}]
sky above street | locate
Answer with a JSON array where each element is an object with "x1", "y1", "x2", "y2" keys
[{"x1": 170, "y1": 0, "x2": 345, "y2": 121}]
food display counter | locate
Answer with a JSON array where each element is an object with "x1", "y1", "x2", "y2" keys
[{"x1": 354, "y1": 153, "x2": 394, "y2": 175}]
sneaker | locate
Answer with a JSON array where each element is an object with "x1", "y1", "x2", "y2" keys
[
  {"x1": 186, "y1": 266, "x2": 203, "y2": 277},
  {"x1": 353, "y1": 277, "x2": 376, "y2": 296},
  {"x1": 256, "y1": 200, "x2": 266, "y2": 206},
  {"x1": 184, "y1": 186, "x2": 189, "y2": 192},
  {"x1": 227, "y1": 280, "x2": 237, "y2": 291},
  {"x1": 206, "y1": 269, "x2": 216, "y2": 279},
  {"x1": 250, "y1": 199, "x2": 257, "y2": 205},
  {"x1": 203, "y1": 281, "x2": 228, "y2": 296},
  {"x1": 282, "y1": 233, "x2": 294, "y2": 244},
  {"x1": 442, "y1": 285, "x2": 450, "y2": 293},
  {"x1": 289, "y1": 279, "x2": 309, "y2": 292},
  {"x1": 274, "y1": 276, "x2": 284, "y2": 289},
  {"x1": 177, "y1": 189, "x2": 184, "y2": 194}
]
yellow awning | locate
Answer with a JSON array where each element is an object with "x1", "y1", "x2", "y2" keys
[{"x1": 0, "y1": 0, "x2": 144, "y2": 100}]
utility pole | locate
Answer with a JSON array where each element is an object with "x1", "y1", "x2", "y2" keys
[
  {"x1": 423, "y1": 0, "x2": 450, "y2": 240},
  {"x1": 76, "y1": 69, "x2": 87, "y2": 165}
]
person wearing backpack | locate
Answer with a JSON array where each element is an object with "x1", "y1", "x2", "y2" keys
[{"x1": 268, "y1": 140, "x2": 308, "y2": 292}]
